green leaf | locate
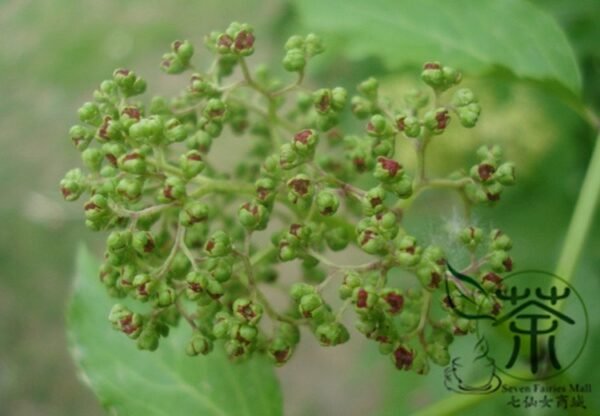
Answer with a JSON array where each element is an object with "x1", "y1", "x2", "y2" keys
[
  {"x1": 295, "y1": 0, "x2": 581, "y2": 96},
  {"x1": 67, "y1": 246, "x2": 282, "y2": 416}
]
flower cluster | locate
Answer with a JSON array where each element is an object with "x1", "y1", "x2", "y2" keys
[{"x1": 61, "y1": 22, "x2": 515, "y2": 373}]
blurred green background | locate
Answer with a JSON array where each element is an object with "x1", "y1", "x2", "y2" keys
[{"x1": 0, "y1": 0, "x2": 598, "y2": 415}]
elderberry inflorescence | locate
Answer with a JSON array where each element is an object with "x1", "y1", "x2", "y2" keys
[{"x1": 61, "y1": 22, "x2": 515, "y2": 373}]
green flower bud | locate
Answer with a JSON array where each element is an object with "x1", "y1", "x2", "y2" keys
[
  {"x1": 353, "y1": 286, "x2": 379, "y2": 313},
  {"x1": 324, "y1": 226, "x2": 350, "y2": 251},
  {"x1": 206, "y1": 257, "x2": 233, "y2": 283},
  {"x1": 278, "y1": 239, "x2": 298, "y2": 262},
  {"x1": 464, "y1": 182, "x2": 488, "y2": 204},
  {"x1": 404, "y1": 115, "x2": 422, "y2": 138},
  {"x1": 136, "y1": 325, "x2": 159, "y2": 351},
  {"x1": 172, "y1": 40, "x2": 194, "y2": 63},
  {"x1": 389, "y1": 175, "x2": 413, "y2": 199},
  {"x1": 212, "y1": 313, "x2": 232, "y2": 339},
  {"x1": 452, "y1": 88, "x2": 475, "y2": 107},
  {"x1": 80, "y1": 148, "x2": 103, "y2": 172},
  {"x1": 299, "y1": 293, "x2": 324, "y2": 318},
  {"x1": 379, "y1": 288, "x2": 405, "y2": 315},
  {"x1": 108, "y1": 304, "x2": 143, "y2": 338},
  {"x1": 315, "y1": 113, "x2": 339, "y2": 131},
  {"x1": 339, "y1": 272, "x2": 362, "y2": 300},
  {"x1": 268, "y1": 338, "x2": 294, "y2": 366},
  {"x1": 483, "y1": 181, "x2": 503, "y2": 202},
  {"x1": 155, "y1": 286, "x2": 176, "y2": 307},
  {"x1": 374, "y1": 157, "x2": 403, "y2": 183},
  {"x1": 283, "y1": 48, "x2": 306, "y2": 72},
  {"x1": 101, "y1": 143, "x2": 126, "y2": 167},
  {"x1": 118, "y1": 151, "x2": 146, "y2": 175},
  {"x1": 392, "y1": 345, "x2": 414, "y2": 370},
  {"x1": 60, "y1": 169, "x2": 85, "y2": 201},
  {"x1": 238, "y1": 200, "x2": 269, "y2": 230},
  {"x1": 98, "y1": 115, "x2": 125, "y2": 142},
  {"x1": 115, "y1": 177, "x2": 142, "y2": 201},
  {"x1": 296, "y1": 92, "x2": 313, "y2": 112},
  {"x1": 78, "y1": 102, "x2": 101, "y2": 125},
  {"x1": 232, "y1": 298, "x2": 263, "y2": 325},
  {"x1": 489, "y1": 250, "x2": 513, "y2": 272},
  {"x1": 362, "y1": 186, "x2": 387, "y2": 215},
  {"x1": 367, "y1": 114, "x2": 393, "y2": 137},
  {"x1": 113, "y1": 68, "x2": 146, "y2": 97},
  {"x1": 316, "y1": 190, "x2": 339, "y2": 216},
  {"x1": 279, "y1": 143, "x2": 303, "y2": 170},
  {"x1": 224, "y1": 339, "x2": 249, "y2": 361},
  {"x1": 292, "y1": 129, "x2": 319, "y2": 157},
  {"x1": 132, "y1": 273, "x2": 155, "y2": 301},
  {"x1": 232, "y1": 30, "x2": 255, "y2": 56},
  {"x1": 189, "y1": 73, "x2": 218, "y2": 98},
  {"x1": 490, "y1": 229, "x2": 512, "y2": 251},
  {"x1": 421, "y1": 62, "x2": 461, "y2": 92},
  {"x1": 315, "y1": 322, "x2": 349, "y2": 346},
  {"x1": 395, "y1": 235, "x2": 421, "y2": 267},
  {"x1": 424, "y1": 108, "x2": 450, "y2": 135},
  {"x1": 372, "y1": 211, "x2": 399, "y2": 239},
  {"x1": 165, "y1": 118, "x2": 188, "y2": 143},
  {"x1": 442, "y1": 65, "x2": 461, "y2": 84},
  {"x1": 476, "y1": 145, "x2": 503, "y2": 163},
  {"x1": 254, "y1": 177, "x2": 277, "y2": 206},
  {"x1": 355, "y1": 317, "x2": 377, "y2": 337},
  {"x1": 179, "y1": 202, "x2": 209, "y2": 226},
  {"x1": 285, "y1": 35, "x2": 304, "y2": 50},
  {"x1": 99, "y1": 263, "x2": 119, "y2": 288},
  {"x1": 186, "y1": 334, "x2": 213, "y2": 356},
  {"x1": 179, "y1": 150, "x2": 205, "y2": 178},
  {"x1": 146, "y1": 96, "x2": 169, "y2": 115},
  {"x1": 287, "y1": 224, "x2": 312, "y2": 248},
  {"x1": 357, "y1": 227, "x2": 386, "y2": 254},
  {"x1": 69, "y1": 125, "x2": 93, "y2": 150},
  {"x1": 213, "y1": 32, "x2": 234, "y2": 54},
  {"x1": 422, "y1": 245, "x2": 445, "y2": 264},
  {"x1": 84, "y1": 194, "x2": 110, "y2": 221},
  {"x1": 379, "y1": 340, "x2": 395, "y2": 356},
  {"x1": 117, "y1": 107, "x2": 142, "y2": 131},
  {"x1": 417, "y1": 263, "x2": 444, "y2": 290},
  {"x1": 96, "y1": 79, "x2": 118, "y2": 99},
  {"x1": 287, "y1": 174, "x2": 313, "y2": 204},
  {"x1": 358, "y1": 77, "x2": 378, "y2": 99},
  {"x1": 203, "y1": 98, "x2": 227, "y2": 122},
  {"x1": 184, "y1": 271, "x2": 209, "y2": 301},
  {"x1": 129, "y1": 116, "x2": 164, "y2": 143},
  {"x1": 495, "y1": 162, "x2": 516, "y2": 186},
  {"x1": 351, "y1": 96, "x2": 375, "y2": 119},
  {"x1": 427, "y1": 343, "x2": 450, "y2": 366},
  {"x1": 457, "y1": 103, "x2": 481, "y2": 128},
  {"x1": 160, "y1": 52, "x2": 186, "y2": 74},
  {"x1": 304, "y1": 33, "x2": 324, "y2": 57},
  {"x1": 290, "y1": 282, "x2": 315, "y2": 302},
  {"x1": 313, "y1": 89, "x2": 333, "y2": 114},
  {"x1": 186, "y1": 130, "x2": 213, "y2": 153},
  {"x1": 131, "y1": 229, "x2": 154, "y2": 253},
  {"x1": 404, "y1": 89, "x2": 429, "y2": 110},
  {"x1": 331, "y1": 87, "x2": 347, "y2": 111},
  {"x1": 160, "y1": 176, "x2": 186, "y2": 201},
  {"x1": 99, "y1": 165, "x2": 117, "y2": 178},
  {"x1": 107, "y1": 230, "x2": 131, "y2": 256},
  {"x1": 204, "y1": 230, "x2": 231, "y2": 257},
  {"x1": 230, "y1": 323, "x2": 258, "y2": 344},
  {"x1": 459, "y1": 226, "x2": 483, "y2": 249}
]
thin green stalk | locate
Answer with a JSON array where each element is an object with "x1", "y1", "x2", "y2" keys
[
  {"x1": 555, "y1": 131, "x2": 600, "y2": 283},
  {"x1": 190, "y1": 177, "x2": 255, "y2": 198}
]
